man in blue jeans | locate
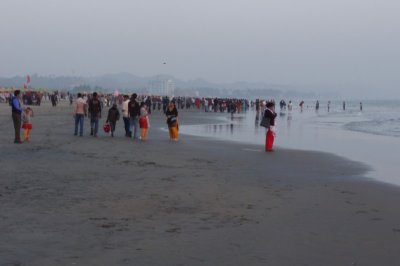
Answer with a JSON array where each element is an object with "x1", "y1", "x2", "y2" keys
[
  {"x1": 88, "y1": 92, "x2": 102, "y2": 137},
  {"x1": 128, "y1": 93, "x2": 140, "y2": 139},
  {"x1": 74, "y1": 93, "x2": 87, "y2": 136},
  {"x1": 122, "y1": 95, "x2": 131, "y2": 137},
  {"x1": 11, "y1": 90, "x2": 23, "y2": 143}
]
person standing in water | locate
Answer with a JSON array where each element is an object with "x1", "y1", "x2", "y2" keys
[
  {"x1": 287, "y1": 100, "x2": 293, "y2": 111},
  {"x1": 264, "y1": 101, "x2": 277, "y2": 152},
  {"x1": 360, "y1": 102, "x2": 363, "y2": 111},
  {"x1": 166, "y1": 102, "x2": 179, "y2": 141},
  {"x1": 343, "y1": 101, "x2": 346, "y2": 111},
  {"x1": 299, "y1": 100, "x2": 304, "y2": 112}
]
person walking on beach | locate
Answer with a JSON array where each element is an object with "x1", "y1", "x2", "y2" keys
[
  {"x1": 343, "y1": 101, "x2": 346, "y2": 111},
  {"x1": 166, "y1": 102, "x2": 179, "y2": 141},
  {"x1": 264, "y1": 101, "x2": 277, "y2": 152},
  {"x1": 121, "y1": 95, "x2": 130, "y2": 136},
  {"x1": 299, "y1": 100, "x2": 304, "y2": 112},
  {"x1": 139, "y1": 102, "x2": 149, "y2": 141},
  {"x1": 122, "y1": 95, "x2": 131, "y2": 137},
  {"x1": 74, "y1": 93, "x2": 87, "y2": 136},
  {"x1": 106, "y1": 103, "x2": 120, "y2": 137},
  {"x1": 88, "y1": 92, "x2": 102, "y2": 137},
  {"x1": 360, "y1": 102, "x2": 363, "y2": 111},
  {"x1": 288, "y1": 100, "x2": 293, "y2": 111},
  {"x1": 128, "y1": 93, "x2": 140, "y2": 140},
  {"x1": 11, "y1": 90, "x2": 23, "y2": 143},
  {"x1": 22, "y1": 107, "x2": 34, "y2": 142}
]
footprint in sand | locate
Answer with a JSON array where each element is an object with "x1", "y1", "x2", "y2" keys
[
  {"x1": 161, "y1": 176, "x2": 176, "y2": 182},
  {"x1": 137, "y1": 161, "x2": 157, "y2": 167},
  {"x1": 99, "y1": 223, "x2": 116, "y2": 228},
  {"x1": 341, "y1": 190, "x2": 356, "y2": 195},
  {"x1": 166, "y1": 227, "x2": 181, "y2": 233},
  {"x1": 89, "y1": 217, "x2": 108, "y2": 221}
]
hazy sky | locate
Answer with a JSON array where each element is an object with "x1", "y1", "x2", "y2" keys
[{"x1": 1, "y1": 0, "x2": 399, "y2": 98}]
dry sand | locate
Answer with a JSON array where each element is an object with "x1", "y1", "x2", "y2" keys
[{"x1": 1, "y1": 101, "x2": 400, "y2": 266}]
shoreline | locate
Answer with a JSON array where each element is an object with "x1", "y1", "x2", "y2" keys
[
  {"x1": 178, "y1": 109, "x2": 400, "y2": 187},
  {"x1": 1, "y1": 102, "x2": 400, "y2": 265}
]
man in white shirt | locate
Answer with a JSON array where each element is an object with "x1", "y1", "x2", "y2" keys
[
  {"x1": 74, "y1": 93, "x2": 87, "y2": 136},
  {"x1": 122, "y1": 95, "x2": 131, "y2": 137}
]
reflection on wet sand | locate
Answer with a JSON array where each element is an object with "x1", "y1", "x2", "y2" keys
[{"x1": 180, "y1": 109, "x2": 400, "y2": 186}]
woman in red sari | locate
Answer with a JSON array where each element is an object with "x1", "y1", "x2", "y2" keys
[{"x1": 264, "y1": 102, "x2": 277, "y2": 152}]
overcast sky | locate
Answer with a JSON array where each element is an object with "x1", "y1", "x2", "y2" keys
[{"x1": 1, "y1": 0, "x2": 399, "y2": 98}]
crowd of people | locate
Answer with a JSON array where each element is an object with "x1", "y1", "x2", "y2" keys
[
  {"x1": 7, "y1": 89, "x2": 277, "y2": 151},
  {"x1": 71, "y1": 92, "x2": 180, "y2": 141},
  {"x1": 7, "y1": 89, "x2": 363, "y2": 152},
  {"x1": 1, "y1": 90, "x2": 69, "y2": 107}
]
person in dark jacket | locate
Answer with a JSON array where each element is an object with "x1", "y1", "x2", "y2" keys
[
  {"x1": 128, "y1": 93, "x2": 140, "y2": 140},
  {"x1": 264, "y1": 101, "x2": 277, "y2": 152},
  {"x1": 11, "y1": 90, "x2": 23, "y2": 143},
  {"x1": 88, "y1": 92, "x2": 102, "y2": 137},
  {"x1": 166, "y1": 102, "x2": 179, "y2": 141},
  {"x1": 106, "y1": 104, "x2": 120, "y2": 137}
]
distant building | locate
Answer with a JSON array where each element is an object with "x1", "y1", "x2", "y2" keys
[
  {"x1": 164, "y1": 79, "x2": 175, "y2": 96},
  {"x1": 148, "y1": 78, "x2": 175, "y2": 96},
  {"x1": 148, "y1": 79, "x2": 163, "y2": 95}
]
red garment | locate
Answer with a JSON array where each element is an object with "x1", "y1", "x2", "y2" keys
[
  {"x1": 22, "y1": 123, "x2": 32, "y2": 130},
  {"x1": 265, "y1": 129, "x2": 274, "y2": 151},
  {"x1": 139, "y1": 117, "x2": 148, "y2": 128}
]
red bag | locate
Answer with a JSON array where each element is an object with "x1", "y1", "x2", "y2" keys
[{"x1": 103, "y1": 123, "x2": 110, "y2": 133}]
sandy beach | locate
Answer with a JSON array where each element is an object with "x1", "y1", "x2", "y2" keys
[{"x1": 1, "y1": 101, "x2": 400, "y2": 266}]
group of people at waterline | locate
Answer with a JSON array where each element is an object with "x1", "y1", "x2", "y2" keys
[{"x1": 10, "y1": 90, "x2": 362, "y2": 152}]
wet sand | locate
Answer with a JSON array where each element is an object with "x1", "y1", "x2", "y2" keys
[{"x1": 1, "y1": 101, "x2": 400, "y2": 266}]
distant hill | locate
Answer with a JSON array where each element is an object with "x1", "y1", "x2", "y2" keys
[{"x1": 0, "y1": 73, "x2": 316, "y2": 99}]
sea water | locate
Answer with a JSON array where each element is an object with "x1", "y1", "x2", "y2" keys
[{"x1": 180, "y1": 100, "x2": 400, "y2": 186}]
